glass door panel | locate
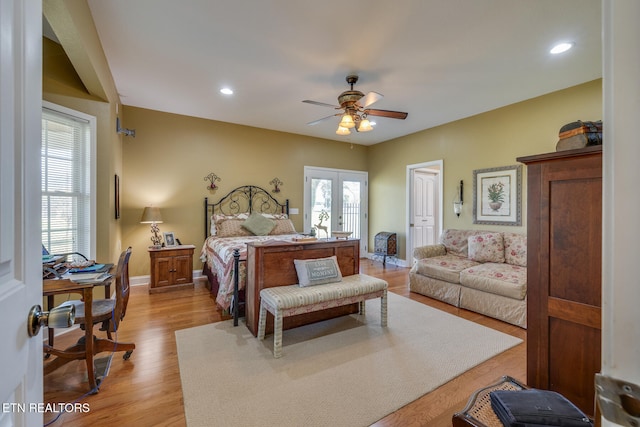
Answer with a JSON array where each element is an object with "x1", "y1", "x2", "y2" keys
[
  {"x1": 304, "y1": 167, "x2": 368, "y2": 256},
  {"x1": 339, "y1": 179, "x2": 361, "y2": 239},
  {"x1": 311, "y1": 177, "x2": 333, "y2": 239}
]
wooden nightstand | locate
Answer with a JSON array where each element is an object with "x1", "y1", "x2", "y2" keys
[{"x1": 148, "y1": 245, "x2": 195, "y2": 293}]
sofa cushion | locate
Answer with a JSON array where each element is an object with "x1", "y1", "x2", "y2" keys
[
  {"x1": 468, "y1": 233, "x2": 505, "y2": 263},
  {"x1": 503, "y1": 232, "x2": 527, "y2": 267},
  {"x1": 459, "y1": 263, "x2": 527, "y2": 300},
  {"x1": 440, "y1": 229, "x2": 474, "y2": 257},
  {"x1": 414, "y1": 254, "x2": 481, "y2": 284}
]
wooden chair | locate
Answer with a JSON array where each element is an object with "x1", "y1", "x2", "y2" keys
[{"x1": 61, "y1": 247, "x2": 135, "y2": 360}]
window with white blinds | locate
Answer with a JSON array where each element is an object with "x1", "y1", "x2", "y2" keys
[{"x1": 41, "y1": 104, "x2": 95, "y2": 256}]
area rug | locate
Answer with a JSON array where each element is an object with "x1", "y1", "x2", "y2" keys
[{"x1": 176, "y1": 293, "x2": 522, "y2": 427}]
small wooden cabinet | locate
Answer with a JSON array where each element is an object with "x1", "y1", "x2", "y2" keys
[
  {"x1": 148, "y1": 245, "x2": 195, "y2": 293},
  {"x1": 518, "y1": 146, "x2": 602, "y2": 417}
]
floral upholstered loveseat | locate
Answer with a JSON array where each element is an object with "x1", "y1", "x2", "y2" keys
[{"x1": 409, "y1": 229, "x2": 527, "y2": 328}]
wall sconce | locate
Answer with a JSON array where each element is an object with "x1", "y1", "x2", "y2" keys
[
  {"x1": 204, "y1": 173, "x2": 221, "y2": 191},
  {"x1": 453, "y1": 180, "x2": 463, "y2": 217},
  {"x1": 270, "y1": 177, "x2": 283, "y2": 193},
  {"x1": 140, "y1": 206, "x2": 163, "y2": 248}
]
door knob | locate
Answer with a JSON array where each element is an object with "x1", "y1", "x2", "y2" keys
[{"x1": 27, "y1": 304, "x2": 75, "y2": 337}]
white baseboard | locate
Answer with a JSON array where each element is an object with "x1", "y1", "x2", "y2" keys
[
  {"x1": 365, "y1": 252, "x2": 409, "y2": 268},
  {"x1": 130, "y1": 270, "x2": 204, "y2": 287}
]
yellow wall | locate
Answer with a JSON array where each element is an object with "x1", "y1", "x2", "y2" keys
[
  {"x1": 43, "y1": 43, "x2": 123, "y2": 268},
  {"x1": 368, "y1": 79, "x2": 602, "y2": 259},
  {"x1": 42, "y1": 12, "x2": 602, "y2": 275},
  {"x1": 121, "y1": 106, "x2": 367, "y2": 276}
]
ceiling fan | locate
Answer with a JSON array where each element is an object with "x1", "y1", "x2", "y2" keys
[{"x1": 303, "y1": 75, "x2": 408, "y2": 135}]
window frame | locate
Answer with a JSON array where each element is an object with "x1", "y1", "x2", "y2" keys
[{"x1": 41, "y1": 101, "x2": 97, "y2": 259}]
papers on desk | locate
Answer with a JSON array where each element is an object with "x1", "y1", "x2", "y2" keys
[
  {"x1": 68, "y1": 263, "x2": 110, "y2": 274},
  {"x1": 69, "y1": 273, "x2": 111, "y2": 283}
]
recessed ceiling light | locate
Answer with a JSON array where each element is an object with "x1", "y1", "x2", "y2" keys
[
  {"x1": 220, "y1": 87, "x2": 234, "y2": 95},
  {"x1": 550, "y1": 42, "x2": 574, "y2": 54}
]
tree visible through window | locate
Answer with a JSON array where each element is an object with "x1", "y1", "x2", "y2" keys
[{"x1": 41, "y1": 106, "x2": 93, "y2": 256}]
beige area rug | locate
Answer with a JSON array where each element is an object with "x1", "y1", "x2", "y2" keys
[{"x1": 176, "y1": 292, "x2": 522, "y2": 427}]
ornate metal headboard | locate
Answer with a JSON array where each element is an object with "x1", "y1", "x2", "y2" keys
[{"x1": 204, "y1": 185, "x2": 290, "y2": 238}]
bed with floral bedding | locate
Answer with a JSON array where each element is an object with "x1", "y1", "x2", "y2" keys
[{"x1": 201, "y1": 186, "x2": 299, "y2": 322}]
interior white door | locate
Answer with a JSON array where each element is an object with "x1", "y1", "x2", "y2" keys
[
  {"x1": 411, "y1": 170, "x2": 437, "y2": 249},
  {"x1": 304, "y1": 167, "x2": 368, "y2": 256},
  {"x1": 0, "y1": 0, "x2": 43, "y2": 425}
]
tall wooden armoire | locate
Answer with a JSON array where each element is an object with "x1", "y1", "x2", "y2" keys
[{"x1": 518, "y1": 146, "x2": 602, "y2": 417}]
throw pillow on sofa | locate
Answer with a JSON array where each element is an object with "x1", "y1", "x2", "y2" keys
[
  {"x1": 503, "y1": 232, "x2": 527, "y2": 267},
  {"x1": 468, "y1": 233, "x2": 505, "y2": 263}
]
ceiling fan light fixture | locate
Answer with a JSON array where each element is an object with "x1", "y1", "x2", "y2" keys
[
  {"x1": 336, "y1": 126, "x2": 351, "y2": 135},
  {"x1": 358, "y1": 118, "x2": 373, "y2": 132},
  {"x1": 339, "y1": 114, "x2": 355, "y2": 129}
]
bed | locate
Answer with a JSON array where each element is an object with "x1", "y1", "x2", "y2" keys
[{"x1": 200, "y1": 185, "x2": 299, "y2": 323}]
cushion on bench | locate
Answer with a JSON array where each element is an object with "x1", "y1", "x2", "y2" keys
[{"x1": 260, "y1": 274, "x2": 388, "y2": 310}]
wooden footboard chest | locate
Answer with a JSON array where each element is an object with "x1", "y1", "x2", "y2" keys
[{"x1": 245, "y1": 238, "x2": 360, "y2": 336}]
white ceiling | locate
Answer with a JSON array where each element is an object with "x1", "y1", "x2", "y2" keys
[{"x1": 84, "y1": 0, "x2": 602, "y2": 146}]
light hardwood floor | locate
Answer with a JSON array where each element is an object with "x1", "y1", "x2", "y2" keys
[{"x1": 43, "y1": 259, "x2": 526, "y2": 426}]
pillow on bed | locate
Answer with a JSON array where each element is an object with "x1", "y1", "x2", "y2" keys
[
  {"x1": 270, "y1": 218, "x2": 296, "y2": 235},
  {"x1": 261, "y1": 213, "x2": 289, "y2": 220},
  {"x1": 211, "y1": 213, "x2": 250, "y2": 236},
  {"x1": 216, "y1": 219, "x2": 253, "y2": 237},
  {"x1": 241, "y1": 212, "x2": 276, "y2": 236},
  {"x1": 294, "y1": 256, "x2": 343, "y2": 287}
]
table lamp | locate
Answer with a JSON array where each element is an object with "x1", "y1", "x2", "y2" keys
[{"x1": 140, "y1": 206, "x2": 163, "y2": 248}]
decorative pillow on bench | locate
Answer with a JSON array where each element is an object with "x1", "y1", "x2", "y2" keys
[{"x1": 294, "y1": 256, "x2": 343, "y2": 287}]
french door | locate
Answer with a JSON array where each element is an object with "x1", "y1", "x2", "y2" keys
[{"x1": 303, "y1": 167, "x2": 368, "y2": 257}]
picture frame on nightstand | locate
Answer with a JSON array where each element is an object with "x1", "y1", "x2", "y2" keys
[{"x1": 163, "y1": 232, "x2": 176, "y2": 247}]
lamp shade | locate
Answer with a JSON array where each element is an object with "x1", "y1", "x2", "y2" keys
[
  {"x1": 339, "y1": 114, "x2": 355, "y2": 129},
  {"x1": 358, "y1": 119, "x2": 373, "y2": 132},
  {"x1": 140, "y1": 206, "x2": 163, "y2": 223}
]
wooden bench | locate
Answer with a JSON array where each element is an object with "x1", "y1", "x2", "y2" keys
[{"x1": 257, "y1": 273, "x2": 388, "y2": 358}]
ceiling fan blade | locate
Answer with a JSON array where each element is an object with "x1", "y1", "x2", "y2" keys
[
  {"x1": 307, "y1": 114, "x2": 339, "y2": 126},
  {"x1": 356, "y1": 91, "x2": 383, "y2": 108},
  {"x1": 303, "y1": 100, "x2": 339, "y2": 108},
  {"x1": 365, "y1": 109, "x2": 408, "y2": 120}
]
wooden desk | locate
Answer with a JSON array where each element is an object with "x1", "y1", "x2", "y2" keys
[
  {"x1": 45, "y1": 269, "x2": 112, "y2": 349},
  {"x1": 43, "y1": 279, "x2": 99, "y2": 393}
]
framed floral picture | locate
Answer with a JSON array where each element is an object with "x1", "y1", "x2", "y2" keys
[{"x1": 473, "y1": 165, "x2": 522, "y2": 226}]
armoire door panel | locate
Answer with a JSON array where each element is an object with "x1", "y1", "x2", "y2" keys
[
  {"x1": 549, "y1": 316, "x2": 601, "y2": 415},
  {"x1": 548, "y1": 178, "x2": 602, "y2": 307}
]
